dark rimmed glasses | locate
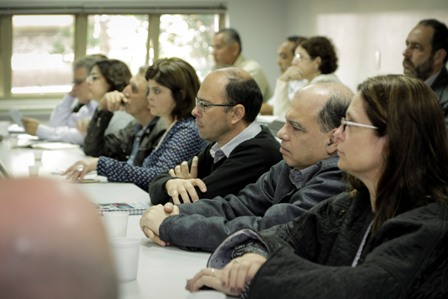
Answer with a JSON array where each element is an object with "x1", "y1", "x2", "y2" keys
[{"x1": 195, "y1": 97, "x2": 236, "y2": 112}]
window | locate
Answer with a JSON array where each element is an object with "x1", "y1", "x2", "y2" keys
[
  {"x1": 0, "y1": 7, "x2": 224, "y2": 100},
  {"x1": 12, "y1": 15, "x2": 74, "y2": 95}
]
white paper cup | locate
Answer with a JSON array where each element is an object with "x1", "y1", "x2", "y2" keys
[
  {"x1": 33, "y1": 149, "x2": 43, "y2": 161},
  {"x1": 28, "y1": 165, "x2": 40, "y2": 177},
  {"x1": 102, "y1": 211, "x2": 129, "y2": 239},
  {"x1": 110, "y1": 238, "x2": 140, "y2": 281}
]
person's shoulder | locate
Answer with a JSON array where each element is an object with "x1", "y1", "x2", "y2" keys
[{"x1": 318, "y1": 155, "x2": 340, "y2": 169}]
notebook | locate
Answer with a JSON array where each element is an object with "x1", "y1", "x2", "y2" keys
[{"x1": 97, "y1": 202, "x2": 149, "y2": 215}]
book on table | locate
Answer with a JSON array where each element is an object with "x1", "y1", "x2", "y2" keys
[{"x1": 97, "y1": 202, "x2": 150, "y2": 215}]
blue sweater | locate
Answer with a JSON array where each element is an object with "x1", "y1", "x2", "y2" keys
[{"x1": 97, "y1": 117, "x2": 207, "y2": 190}]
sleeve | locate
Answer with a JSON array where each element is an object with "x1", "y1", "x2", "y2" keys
[
  {"x1": 245, "y1": 245, "x2": 401, "y2": 299},
  {"x1": 159, "y1": 162, "x2": 345, "y2": 252},
  {"x1": 83, "y1": 109, "x2": 113, "y2": 157},
  {"x1": 48, "y1": 94, "x2": 76, "y2": 127},
  {"x1": 35, "y1": 124, "x2": 85, "y2": 145},
  {"x1": 271, "y1": 79, "x2": 289, "y2": 118},
  {"x1": 97, "y1": 121, "x2": 206, "y2": 191},
  {"x1": 159, "y1": 168, "x2": 281, "y2": 252}
]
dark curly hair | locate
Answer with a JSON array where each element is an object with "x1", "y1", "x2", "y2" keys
[
  {"x1": 300, "y1": 36, "x2": 338, "y2": 74},
  {"x1": 94, "y1": 59, "x2": 132, "y2": 92}
]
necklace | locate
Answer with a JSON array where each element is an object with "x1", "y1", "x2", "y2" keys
[{"x1": 351, "y1": 220, "x2": 373, "y2": 267}]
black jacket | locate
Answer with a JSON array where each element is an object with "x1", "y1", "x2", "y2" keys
[
  {"x1": 209, "y1": 190, "x2": 448, "y2": 299},
  {"x1": 83, "y1": 109, "x2": 165, "y2": 166}
]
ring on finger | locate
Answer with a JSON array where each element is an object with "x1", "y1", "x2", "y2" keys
[{"x1": 76, "y1": 165, "x2": 85, "y2": 172}]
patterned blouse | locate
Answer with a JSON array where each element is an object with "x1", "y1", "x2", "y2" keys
[{"x1": 97, "y1": 117, "x2": 207, "y2": 190}]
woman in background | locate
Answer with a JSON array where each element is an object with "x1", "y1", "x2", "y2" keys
[
  {"x1": 65, "y1": 57, "x2": 207, "y2": 191},
  {"x1": 186, "y1": 74, "x2": 448, "y2": 299}
]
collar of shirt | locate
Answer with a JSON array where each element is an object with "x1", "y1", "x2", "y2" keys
[
  {"x1": 210, "y1": 122, "x2": 262, "y2": 161},
  {"x1": 289, "y1": 162, "x2": 321, "y2": 189},
  {"x1": 425, "y1": 70, "x2": 441, "y2": 87}
]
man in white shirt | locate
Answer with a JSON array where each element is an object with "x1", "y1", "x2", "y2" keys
[{"x1": 22, "y1": 54, "x2": 106, "y2": 144}]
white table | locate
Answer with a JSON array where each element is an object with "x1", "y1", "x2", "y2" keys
[{"x1": 0, "y1": 136, "x2": 221, "y2": 299}]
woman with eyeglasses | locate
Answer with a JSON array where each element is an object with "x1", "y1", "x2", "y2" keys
[
  {"x1": 186, "y1": 74, "x2": 448, "y2": 299},
  {"x1": 268, "y1": 36, "x2": 340, "y2": 122},
  {"x1": 65, "y1": 57, "x2": 207, "y2": 191},
  {"x1": 280, "y1": 36, "x2": 340, "y2": 85}
]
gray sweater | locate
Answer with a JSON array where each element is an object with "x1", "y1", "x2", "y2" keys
[{"x1": 159, "y1": 155, "x2": 347, "y2": 252}]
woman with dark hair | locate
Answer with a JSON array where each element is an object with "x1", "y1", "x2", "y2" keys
[
  {"x1": 65, "y1": 57, "x2": 207, "y2": 191},
  {"x1": 281, "y1": 36, "x2": 340, "y2": 85},
  {"x1": 186, "y1": 74, "x2": 448, "y2": 299}
]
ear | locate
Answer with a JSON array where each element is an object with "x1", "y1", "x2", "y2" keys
[
  {"x1": 434, "y1": 48, "x2": 447, "y2": 65},
  {"x1": 313, "y1": 56, "x2": 322, "y2": 74},
  {"x1": 230, "y1": 104, "x2": 245, "y2": 124},
  {"x1": 230, "y1": 43, "x2": 241, "y2": 58},
  {"x1": 325, "y1": 128, "x2": 339, "y2": 155}
]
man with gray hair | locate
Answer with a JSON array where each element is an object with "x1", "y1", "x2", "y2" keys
[{"x1": 140, "y1": 82, "x2": 353, "y2": 252}]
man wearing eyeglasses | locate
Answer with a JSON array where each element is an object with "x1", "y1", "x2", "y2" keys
[
  {"x1": 141, "y1": 81, "x2": 352, "y2": 252},
  {"x1": 148, "y1": 67, "x2": 282, "y2": 206},
  {"x1": 403, "y1": 19, "x2": 448, "y2": 126},
  {"x1": 22, "y1": 54, "x2": 106, "y2": 145}
]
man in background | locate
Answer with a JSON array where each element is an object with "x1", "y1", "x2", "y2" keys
[
  {"x1": 0, "y1": 177, "x2": 118, "y2": 299},
  {"x1": 260, "y1": 35, "x2": 307, "y2": 118},
  {"x1": 211, "y1": 28, "x2": 272, "y2": 101},
  {"x1": 403, "y1": 18, "x2": 448, "y2": 125}
]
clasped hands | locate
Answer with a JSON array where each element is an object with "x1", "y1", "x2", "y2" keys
[
  {"x1": 166, "y1": 156, "x2": 207, "y2": 204},
  {"x1": 139, "y1": 202, "x2": 180, "y2": 246}
]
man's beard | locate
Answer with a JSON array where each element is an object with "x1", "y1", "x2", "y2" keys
[{"x1": 403, "y1": 55, "x2": 434, "y2": 80}]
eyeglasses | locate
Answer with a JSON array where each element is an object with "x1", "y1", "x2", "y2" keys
[
  {"x1": 195, "y1": 97, "x2": 235, "y2": 112},
  {"x1": 294, "y1": 53, "x2": 311, "y2": 61},
  {"x1": 340, "y1": 117, "x2": 378, "y2": 132}
]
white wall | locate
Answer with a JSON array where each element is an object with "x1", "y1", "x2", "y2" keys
[{"x1": 284, "y1": 0, "x2": 448, "y2": 91}]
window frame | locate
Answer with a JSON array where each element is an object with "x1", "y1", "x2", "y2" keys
[{"x1": 0, "y1": 5, "x2": 225, "y2": 101}]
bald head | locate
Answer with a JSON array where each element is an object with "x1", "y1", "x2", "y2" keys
[
  {"x1": 0, "y1": 178, "x2": 118, "y2": 299},
  {"x1": 295, "y1": 82, "x2": 353, "y2": 133}
]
